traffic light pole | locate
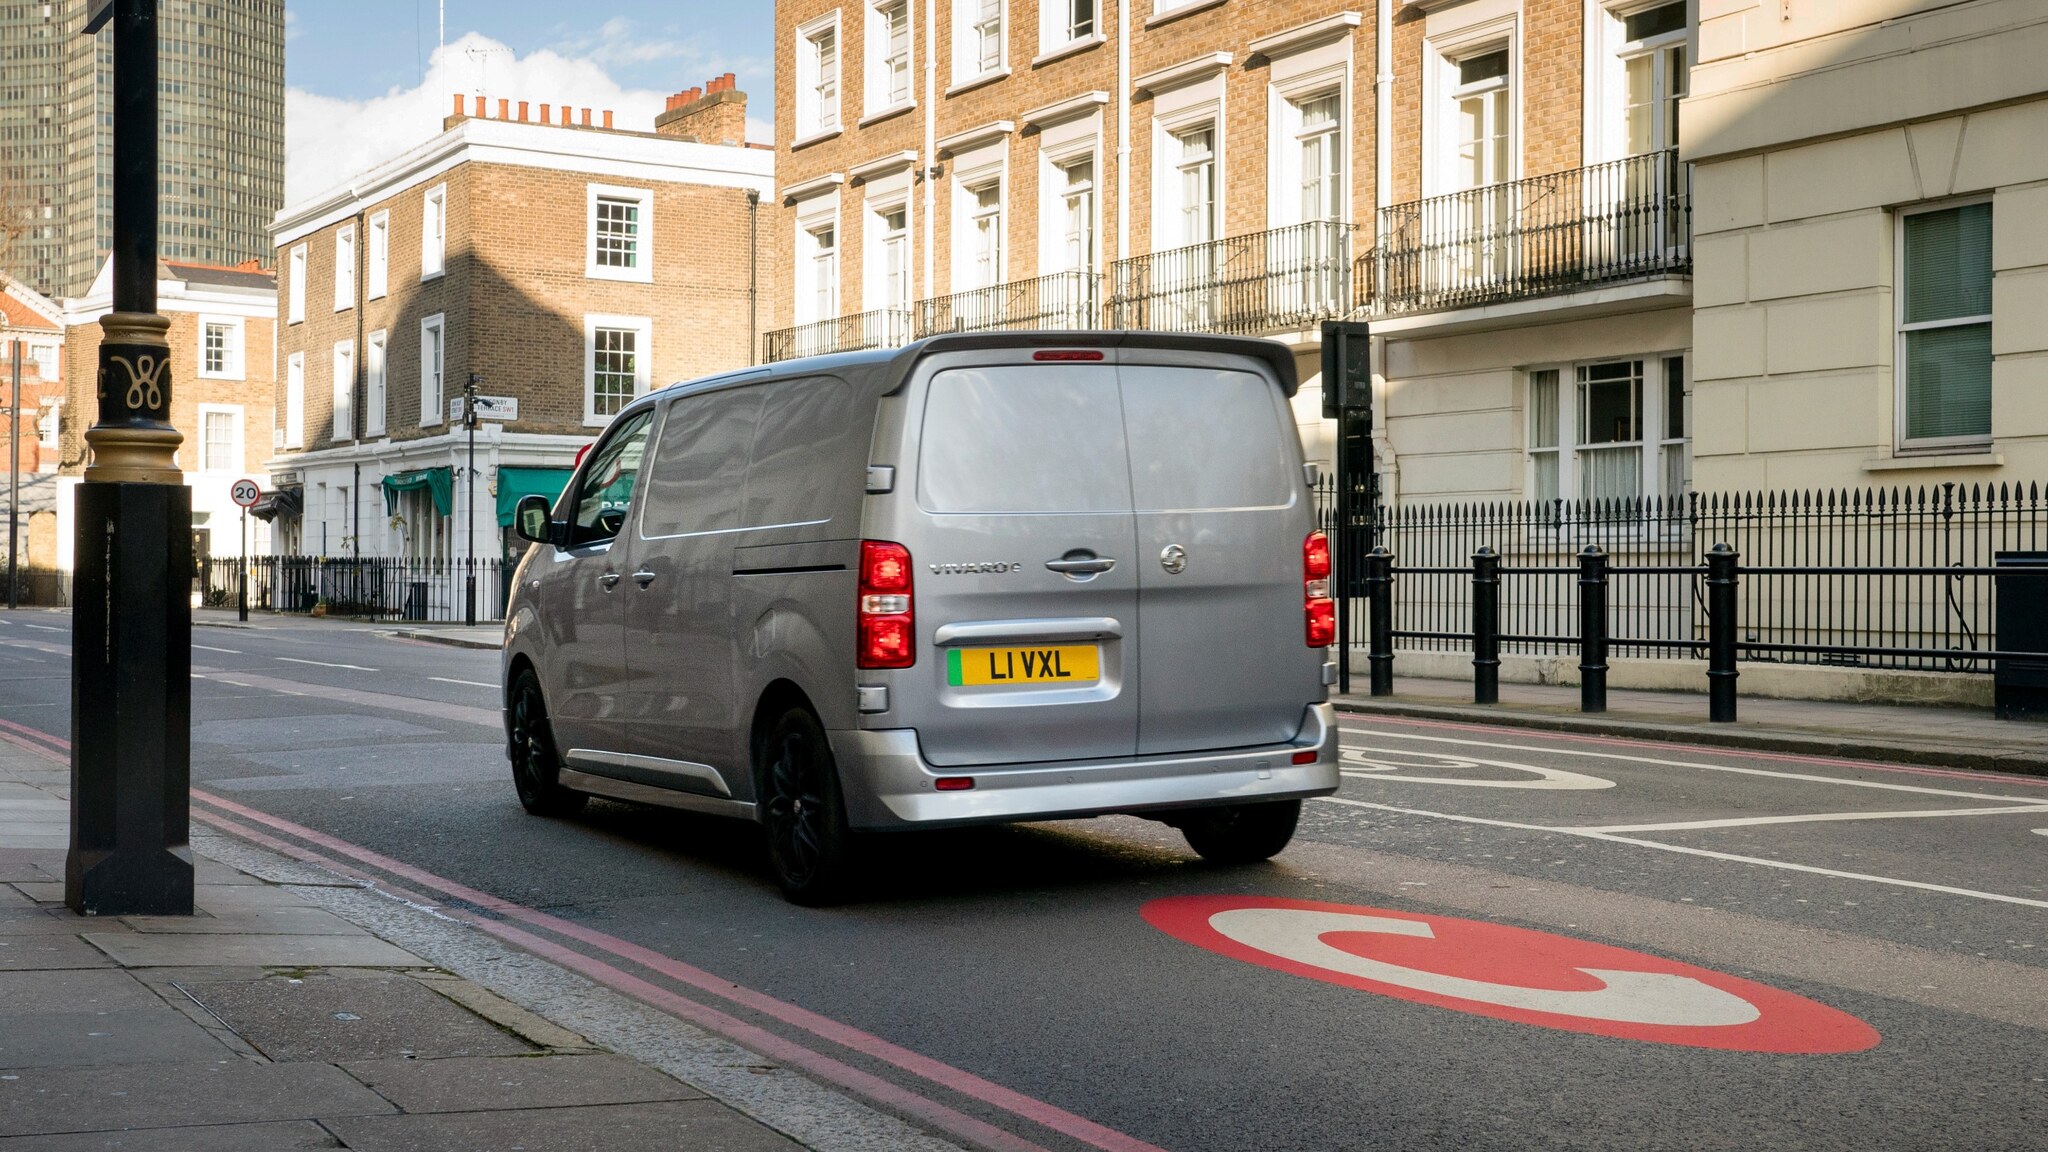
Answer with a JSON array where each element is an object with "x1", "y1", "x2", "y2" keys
[
  {"x1": 464, "y1": 374, "x2": 478, "y2": 628},
  {"x1": 67, "y1": 0, "x2": 194, "y2": 916}
]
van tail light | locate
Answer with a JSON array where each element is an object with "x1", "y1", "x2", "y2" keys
[
  {"x1": 1304, "y1": 530, "x2": 1335, "y2": 648},
  {"x1": 858, "y1": 540, "x2": 915, "y2": 669}
]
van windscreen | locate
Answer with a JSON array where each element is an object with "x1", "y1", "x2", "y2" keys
[{"x1": 917, "y1": 367, "x2": 1132, "y2": 514}]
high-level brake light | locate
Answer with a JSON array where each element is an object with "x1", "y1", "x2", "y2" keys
[
  {"x1": 858, "y1": 540, "x2": 915, "y2": 669},
  {"x1": 1032, "y1": 349, "x2": 1105, "y2": 361},
  {"x1": 1304, "y1": 531, "x2": 1335, "y2": 648}
]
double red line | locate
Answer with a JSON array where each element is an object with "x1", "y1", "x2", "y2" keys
[{"x1": 0, "y1": 717, "x2": 1168, "y2": 1152}]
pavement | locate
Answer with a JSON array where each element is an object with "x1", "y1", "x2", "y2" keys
[
  {"x1": 0, "y1": 738, "x2": 825, "y2": 1151},
  {"x1": 194, "y1": 606, "x2": 503, "y2": 651}
]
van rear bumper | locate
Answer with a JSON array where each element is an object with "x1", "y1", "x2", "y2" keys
[{"x1": 831, "y1": 704, "x2": 1340, "y2": 829}]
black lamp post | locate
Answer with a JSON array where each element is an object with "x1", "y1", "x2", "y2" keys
[{"x1": 67, "y1": 0, "x2": 194, "y2": 916}]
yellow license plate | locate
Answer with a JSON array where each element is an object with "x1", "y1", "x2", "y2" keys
[{"x1": 947, "y1": 644, "x2": 1101, "y2": 687}]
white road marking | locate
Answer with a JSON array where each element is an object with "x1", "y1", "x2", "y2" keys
[
  {"x1": 2035, "y1": 829, "x2": 2048, "y2": 838},
  {"x1": 1576, "y1": 804, "x2": 2048, "y2": 833},
  {"x1": 429, "y1": 677, "x2": 495, "y2": 688},
  {"x1": 1314, "y1": 796, "x2": 2048, "y2": 909},
  {"x1": 192, "y1": 644, "x2": 241, "y2": 654},
  {"x1": 1342, "y1": 726, "x2": 2044, "y2": 804},
  {"x1": 22, "y1": 624, "x2": 63, "y2": 632},
  {"x1": 1208, "y1": 907, "x2": 1759, "y2": 1026},
  {"x1": 275, "y1": 657, "x2": 378, "y2": 671},
  {"x1": 1341, "y1": 748, "x2": 1614, "y2": 791}
]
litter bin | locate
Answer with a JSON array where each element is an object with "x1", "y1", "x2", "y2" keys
[
  {"x1": 403, "y1": 581, "x2": 429, "y2": 622},
  {"x1": 1994, "y1": 551, "x2": 2048, "y2": 721}
]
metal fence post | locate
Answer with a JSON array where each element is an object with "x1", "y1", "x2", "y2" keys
[
  {"x1": 1707, "y1": 543, "x2": 1739, "y2": 722},
  {"x1": 1472, "y1": 546, "x2": 1500, "y2": 705},
  {"x1": 1366, "y1": 546, "x2": 1394, "y2": 696},
  {"x1": 1578, "y1": 545, "x2": 1609, "y2": 713}
]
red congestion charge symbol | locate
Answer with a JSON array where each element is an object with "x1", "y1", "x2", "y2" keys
[{"x1": 1143, "y1": 896, "x2": 1878, "y2": 1054}]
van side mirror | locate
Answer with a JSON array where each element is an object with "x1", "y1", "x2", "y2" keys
[{"x1": 514, "y1": 494, "x2": 555, "y2": 545}]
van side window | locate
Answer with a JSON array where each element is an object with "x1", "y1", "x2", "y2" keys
[
  {"x1": 566, "y1": 409, "x2": 653, "y2": 547},
  {"x1": 639, "y1": 388, "x2": 763, "y2": 538},
  {"x1": 1120, "y1": 367, "x2": 1293, "y2": 511},
  {"x1": 746, "y1": 375, "x2": 864, "y2": 527},
  {"x1": 917, "y1": 367, "x2": 1132, "y2": 514}
]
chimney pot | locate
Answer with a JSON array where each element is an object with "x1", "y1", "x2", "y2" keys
[
  {"x1": 518, "y1": 100, "x2": 529, "y2": 121},
  {"x1": 603, "y1": 110, "x2": 614, "y2": 129},
  {"x1": 453, "y1": 93, "x2": 465, "y2": 116},
  {"x1": 472, "y1": 94, "x2": 484, "y2": 117},
  {"x1": 581, "y1": 107, "x2": 592, "y2": 125},
  {"x1": 498, "y1": 97, "x2": 509, "y2": 119},
  {"x1": 540, "y1": 103, "x2": 551, "y2": 124}
]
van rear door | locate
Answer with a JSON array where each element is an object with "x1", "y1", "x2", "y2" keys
[
  {"x1": 898, "y1": 360, "x2": 1140, "y2": 767},
  {"x1": 1121, "y1": 359, "x2": 1319, "y2": 755}
]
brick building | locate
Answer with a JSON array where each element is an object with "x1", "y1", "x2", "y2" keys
[
  {"x1": 56, "y1": 258, "x2": 280, "y2": 567},
  {"x1": 1, "y1": 275, "x2": 65, "y2": 473},
  {"x1": 766, "y1": 0, "x2": 1698, "y2": 500},
  {"x1": 266, "y1": 87, "x2": 774, "y2": 589}
]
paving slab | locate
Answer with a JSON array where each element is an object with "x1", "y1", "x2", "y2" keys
[
  {"x1": 0, "y1": 1060, "x2": 395, "y2": 1138},
  {"x1": 10, "y1": 881, "x2": 63, "y2": 903},
  {"x1": 340, "y1": 1053, "x2": 704, "y2": 1114},
  {"x1": 179, "y1": 973, "x2": 535, "y2": 1062},
  {"x1": 323, "y1": 1100, "x2": 804, "y2": 1152},
  {"x1": 0, "y1": 1006, "x2": 231, "y2": 1069},
  {"x1": 0, "y1": 907, "x2": 101, "y2": 934},
  {"x1": 193, "y1": 882, "x2": 344, "y2": 909},
  {"x1": 0, "y1": 969, "x2": 164, "y2": 1011},
  {"x1": 119, "y1": 905, "x2": 361, "y2": 935},
  {"x1": 0, "y1": 933, "x2": 114, "y2": 970},
  {"x1": 0, "y1": 1120, "x2": 345, "y2": 1150},
  {"x1": 83, "y1": 931, "x2": 426, "y2": 968}
]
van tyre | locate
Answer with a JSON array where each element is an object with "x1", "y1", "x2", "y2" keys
[
  {"x1": 760, "y1": 707, "x2": 862, "y2": 906},
  {"x1": 508, "y1": 669, "x2": 587, "y2": 818},
  {"x1": 1179, "y1": 799, "x2": 1301, "y2": 864}
]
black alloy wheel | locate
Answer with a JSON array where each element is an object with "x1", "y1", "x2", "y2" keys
[
  {"x1": 759, "y1": 706, "x2": 860, "y2": 905},
  {"x1": 508, "y1": 668, "x2": 587, "y2": 818},
  {"x1": 1179, "y1": 799, "x2": 1302, "y2": 864}
]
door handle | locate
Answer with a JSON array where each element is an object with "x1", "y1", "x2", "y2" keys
[
  {"x1": 597, "y1": 572, "x2": 621, "y2": 590},
  {"x1": 632, "y1": 569, "x2": 657, "y2": 587},
  {"x1": 1046, "y1": 555, "x2": 1116, "y2": 576}
]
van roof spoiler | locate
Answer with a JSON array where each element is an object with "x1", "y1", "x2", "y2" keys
[{"x1": 878, "y1": 331, "x2": 1302, "y2": 397}]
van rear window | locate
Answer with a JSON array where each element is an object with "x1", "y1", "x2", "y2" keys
[
  {"x1": 1120, "y1": 366, "x2": 1294, "y2": 511},
  {"x1": 917, "y1": 368, "x2": 1132, "y2": 514}
]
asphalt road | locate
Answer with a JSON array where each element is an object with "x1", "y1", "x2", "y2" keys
[{"x1": 4, "y1": 607, "x2": 2045, "y2": 1152}]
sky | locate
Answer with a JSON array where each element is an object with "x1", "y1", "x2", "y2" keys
[{"x1": 283, "y1": 1, "x2": 774, "y2": 204}]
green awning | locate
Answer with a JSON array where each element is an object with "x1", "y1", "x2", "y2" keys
[
  {"x1": 381, "y1": 466, "x2": 454, "y2": 519},
  {"x1": 496, "y1": 466, "x2": 574, "y2": 527}
]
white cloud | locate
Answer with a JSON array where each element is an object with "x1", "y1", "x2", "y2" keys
[{"x1": 284, "y1": 31, "x2": 766, "y2": 210}]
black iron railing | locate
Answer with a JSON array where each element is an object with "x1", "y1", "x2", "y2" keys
[
  {"x1": 762, "y1": 307, "x2": 915, "y2": 363},
  {"x1": 914, "y1": 270, "x2": 1100, "y2": 337},
  {"x1": 1315, "y1": 482, "x2": 2048, "y2": 674},
  {"x1": 1371, "y1": 149, "x2": 1691, "y2": 315},
  {"x1": 201, "y1": 556, "x2": 508, "y2": 623},
  {"x1": 1109, "y1": 220, "x2": 1356, "y2": 335}
]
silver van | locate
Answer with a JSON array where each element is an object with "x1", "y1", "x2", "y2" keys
[{"x1": 503, "y1": 331, "x2": 1340, "y2": 903}]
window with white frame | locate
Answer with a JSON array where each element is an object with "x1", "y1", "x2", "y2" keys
[
  {"x1": 870, "y1": 202, "x2": 911, "y2": 311},
  {"x1": 796, "y1": 14, "x2": 842, "y2": 137},
  {"x1": 367, "y1": 211, "x2": 389, "y2": 299},
  {"x1": 198, "y1": 406, "x2": 242, "y2": 474},
  {"x1": 965, "y1": 180, "x2": 1004, "y2": 289},
  {"x1": 1898, "y1": 201, "x2": 1993, "y2": 450},
  {"x1": 1620, "y1": 3, "x2": 1686, "y2": 157},
  {"x1": 1295, "y1": 94, "x2": 1343, "y2": 223},
  {"x1": 419, "y1": 314, "x2": 445, "y2": 427},
  {"x1": 584, "y1": 315, "x2": 652, "y2": 425},
  {"x1": 867, "y1": 0, "x2": 912, "y2": 113},
  {"x1": 334, "y1": 224, "x2": 355, "y2": 310},
  {"x1": 287, "y1": 244, "x2": 306, "y2": 324},
  {"x1": 955, "y1": 0, "x2": 1004, "y2": 81},
  {"x1": 365, "y1": 330, "x2": 388, "y2": 438},
  {"x1": 806, "y1": 223, "x2": 839, "y2": 322},
  {"x1": 332, "y1": 340, "x2": 355, "y2": 441},
  {"x1": 197, "y1": 316, "x2": 244, "y2": 380},
  {"x1": 284, "y1": 353, "x2": 305, "y2": 448},
  {"x1": 421, "y1": 184, "x2": 447, "y2": 278},
  {"x1": 1527, "y1": 355, "x2": 1689, "y2": 506},
  {"x1": 1056, "y1": 157, "x2": 1095, "y2": 273},
  {"x1": 1042, "y1": 0, "x2": 1095, "y2": 51},
  {"x1": 1173, "y1": 125, "x2": 1217, "y2": 247},
  {"x1": 1452, "y1": 48, "x2": 1511, "y2": 192},
  {"x1": 586, "y1": 185, "x2": 653, "y2": 282}
]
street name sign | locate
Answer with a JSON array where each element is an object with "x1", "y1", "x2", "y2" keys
[{"x1": 451, "y1": 394, "x2": 519, "y2": 424}]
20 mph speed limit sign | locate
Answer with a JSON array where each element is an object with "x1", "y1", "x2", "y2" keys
[{"x1": 230, "y1": 479, "x2": 262, "y2": 508}]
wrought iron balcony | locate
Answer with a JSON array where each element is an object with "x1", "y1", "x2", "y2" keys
[
  {"x1": 913, "y1": 270, "x2": 1101, "y2": 338},
  {"x1": 1108, "y1": 220, "x2": 1357, "y2": 335},
  {"x1": 1368, "y1": 149, "x2": 1691, "y2": 316},
  {"x1": 761, "y1": 307, "x2": 914, "y2": 363}
]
